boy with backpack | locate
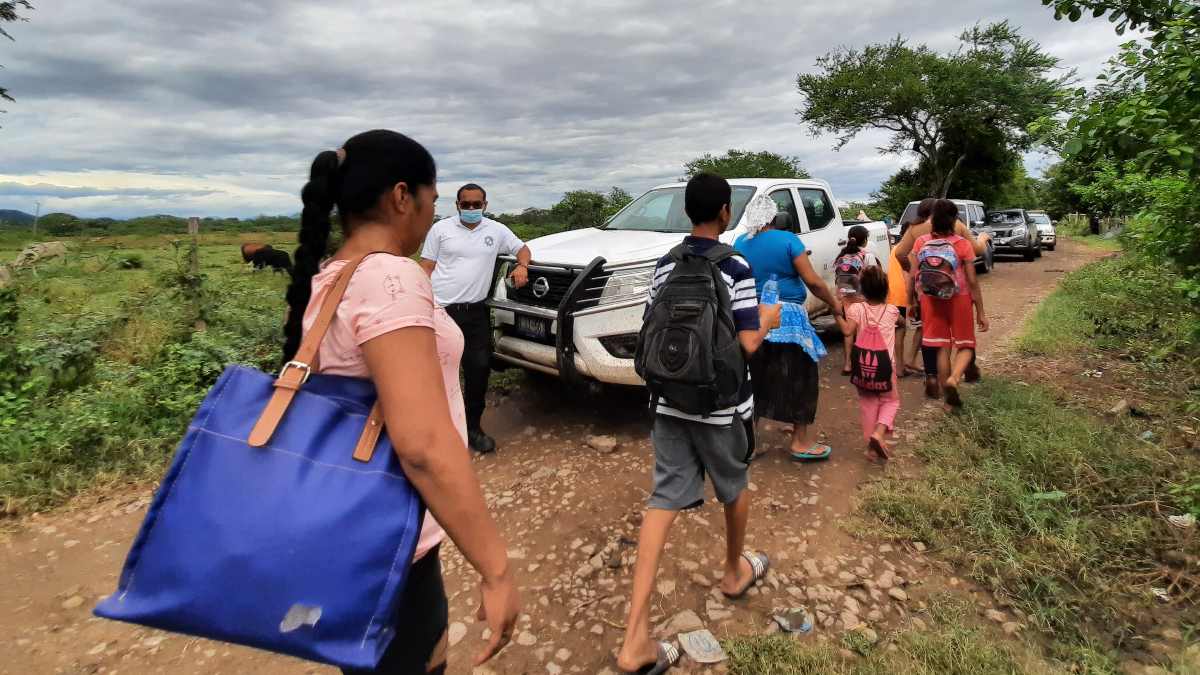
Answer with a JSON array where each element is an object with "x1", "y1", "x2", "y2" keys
[
  {"x1": 913, "y1": 199, "x2": 989, "y2": 409},
  {"x1": 841, "y1": 265, "x2": 901, "y2": 462},
  {"x1": 618, "y1": 174, "x2": 781, "y2": 674},
  {"x1": 834, "y1": 225, "x2": 881, "y2": 375}
]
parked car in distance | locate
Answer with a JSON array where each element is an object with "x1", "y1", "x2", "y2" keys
[
  {"x1": 487, "y1": 178, "x2": 891, "y2": 386},
  {"x1": 983, "y1": 209, "x2": 1042, "y2": 261},
  {"x1": 1028, "y1": 210, "x2": 1056, "y2": 250},
  {"x1": 895, "y1": 199, "x2": 994, "y2": 274}
]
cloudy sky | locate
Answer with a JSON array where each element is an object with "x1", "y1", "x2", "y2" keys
[{"x1": 0, "y1": 1, "x2": 1128, "y2": 219}]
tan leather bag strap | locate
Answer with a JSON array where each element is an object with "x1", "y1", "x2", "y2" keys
[{"x1": 248, "y1": 254, "x2": 386, "y2": 462}]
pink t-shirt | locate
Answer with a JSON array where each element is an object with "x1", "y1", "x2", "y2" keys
[
  {"x1": 302, "y1": 254, "x2": 464, "y2": 560},
  {"x1": 847, "y1": 302, "x2": 900, "y2": 365}
]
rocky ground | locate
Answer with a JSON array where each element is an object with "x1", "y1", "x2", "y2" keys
[{"x1": 0, "y1": 241, "x2": 1106, "y2": 675}]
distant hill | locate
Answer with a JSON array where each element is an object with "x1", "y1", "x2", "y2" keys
[{"x1": 0, "y1": 210, "x2": 35, "y2": 227}]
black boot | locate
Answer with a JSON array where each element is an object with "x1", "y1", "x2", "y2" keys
[
  {"x1": 468, "y1": 428, "x2": 497, "y2": 454},
  {"x1": 924, "y1": 376, "x2": 941, "y2": 400},
  {"x1": 964, "y1": 358, "x2": 981, "y2": 384}
]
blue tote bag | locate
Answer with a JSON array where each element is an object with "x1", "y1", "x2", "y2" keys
[{"x1": 95, "y1": 254, "x2": 423, "y2": 670}]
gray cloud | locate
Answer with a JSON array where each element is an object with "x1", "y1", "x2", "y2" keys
[
  {"x1": 0, "y1": 0, "x2": 1129, "y2": 218},
  {"x1": 0, "y1": 181, "x2": 220, "y2": 199}
]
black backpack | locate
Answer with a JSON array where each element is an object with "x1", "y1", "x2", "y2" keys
[{"x1": 634, "y1": 242, "x2": 746, "y2": 416}]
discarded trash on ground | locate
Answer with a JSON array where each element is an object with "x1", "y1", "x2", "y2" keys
[
  {"x1": 772, "y1": 607, "x2": 813, "y2": 634},
  {"x1": 679, "y1": 629, "x2": 728, "y2": 664}
]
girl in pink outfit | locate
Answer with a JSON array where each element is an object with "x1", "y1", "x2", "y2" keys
[{"x1": 841, "y1": 266, "x2": 901, "y2": 463}]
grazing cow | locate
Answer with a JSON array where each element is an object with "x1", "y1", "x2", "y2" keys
[
  {"x1": 250, "y1": 246, "x2": 293, "y2": 274},
  {"x1": 12, "y1": 241, "x2": 68, "y2": 269},
  {"x1": 240, "y1": 242, "x2": 268, "y2": 264}
]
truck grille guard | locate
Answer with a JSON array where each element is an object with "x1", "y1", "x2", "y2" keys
[{"x1": 489, "y1": 255, "x2": 610, "y2": 384}]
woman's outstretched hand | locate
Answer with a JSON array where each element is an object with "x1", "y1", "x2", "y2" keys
[{"x1": 474, "y1": 570, "x2": 521, "y2": 665}]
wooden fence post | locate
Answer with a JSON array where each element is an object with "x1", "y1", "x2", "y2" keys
[{"x1": 188, "y1": 217, "x2": 206, "y2": 331}]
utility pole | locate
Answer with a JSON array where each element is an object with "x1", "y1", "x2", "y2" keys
[{"x1": 32, "y1": 201, "x2": 40, "y2": 236}]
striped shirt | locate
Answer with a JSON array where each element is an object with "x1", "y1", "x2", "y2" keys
[{"x1": 645, "y1": 236, "x2": 759, "y2": 426}]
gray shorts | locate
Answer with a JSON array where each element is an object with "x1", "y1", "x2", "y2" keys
[{"x1": 649, "y1": 414, "x2": 752, "y2": 511}]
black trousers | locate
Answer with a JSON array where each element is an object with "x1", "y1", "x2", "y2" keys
[
  {"x1": 341, "y1": 546, "x2": 448, "y2": 675},
  {"x1": 445, "y1": 302, "x2": 492, "y2": 432}
]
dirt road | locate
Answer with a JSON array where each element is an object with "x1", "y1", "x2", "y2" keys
[{"x1": 0, "y1": 240, "x2": 1107, "y2": 675}]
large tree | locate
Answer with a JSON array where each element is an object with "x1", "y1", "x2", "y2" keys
[
  {"x1": 547, "y1": 188, "x2": 634, "y2": 230},
  {"x1": 796, "y1": 21, "x2": 1069, "y2": 197},
  {"x1": 1, "y1": 1, "x2": 33, "y2": 105},
  {"x1": 682, "y1": 149, "x2": 809, "y2": 181},
  {"x1": 1046, "y1": 0, "x2": 1200, "y2": 287}
]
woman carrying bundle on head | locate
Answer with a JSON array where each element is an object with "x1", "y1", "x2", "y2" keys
[{"x1": 734, "y1": 203, "x2": 843, "y2": 462}]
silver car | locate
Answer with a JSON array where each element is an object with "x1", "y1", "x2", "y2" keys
[
  {"x1": 1028, "y1": 211, "x2": 1056, "y2": 251},
  {"x1": 983, "y1": 209, "x2": 1042, "y2": 261}
]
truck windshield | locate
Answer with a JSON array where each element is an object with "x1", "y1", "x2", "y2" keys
[
  {"x1": 1029, "y1": 213, "x2": 1051, "y2": 225},
  {"x1": 604, "y1": 186, "x2": 757, "y2": 232},
  {"x1": 988, "y1": 212, "x2": 1023, "y2": 224}
]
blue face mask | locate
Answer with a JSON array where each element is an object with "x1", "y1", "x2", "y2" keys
[{"x1": 460, "y1": 209, "x2": 484, "y2": 225}]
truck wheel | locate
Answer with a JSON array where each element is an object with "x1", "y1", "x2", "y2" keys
[
  {"x1": 1024, "y1": 248, "x2": 1037, "y2": 261},
  {"x1": 1034, "y1": 245, "x2": 1043, "y2": 259}
]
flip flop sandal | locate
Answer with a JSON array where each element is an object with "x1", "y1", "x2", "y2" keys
[
  {"x1": 791, "y1": 443, "x2": 832, "y2": 462},
  {"x1": 944, "y1": 383, "x2": 963, "y2": 408},
  {"x1": 867, "y1": 437, "x2": 891, "y2": 463},
  {"x1": 722, "y1": 551, "x2": 770, "y2": 600},
  {"x1": 841, "y1": 368, "x2": 853, "y2": 376},
  {"x1": 620, "y1": 641, "x2": 681, "y2": 675}
]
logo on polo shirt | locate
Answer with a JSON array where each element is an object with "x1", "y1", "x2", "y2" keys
[{"x1": 485, "y1": 235, "x2": 495, "y2": 247}]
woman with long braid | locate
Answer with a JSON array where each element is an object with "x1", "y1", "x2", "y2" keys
[{"x1": 283, "y1": 130, "x2": 520, "y2": 674}]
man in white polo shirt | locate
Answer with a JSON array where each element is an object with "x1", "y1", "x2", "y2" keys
[{"x1": 420, "y1": 183, "x2": 532, "y2": 453}]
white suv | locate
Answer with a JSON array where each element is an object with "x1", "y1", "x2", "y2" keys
[{"x1": 488, "y1": 178, "x2": 891, "y2": 386}]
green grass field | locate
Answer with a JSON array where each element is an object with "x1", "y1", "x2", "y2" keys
[
  {"x1": 724, "y1": 254, "x2": 1200, "y2": 673},
  {"x1": 0, "y1": 231, "x2": 295, "y2": 514},
  {"x1": 854, "y1": 253, "x2": 1200, "y2": 671}
]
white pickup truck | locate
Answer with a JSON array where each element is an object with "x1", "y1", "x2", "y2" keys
[{"x1": 487, "y1": 178, "x2": 891, "y2": 386}]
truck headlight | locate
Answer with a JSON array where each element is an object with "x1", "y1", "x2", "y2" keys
[
  {"x1": 599, "y1": 266, "x2": 654, "y2": 305},
  {"x1": 1011, "y1": 226, "x2": 1027, "y2": 237}
]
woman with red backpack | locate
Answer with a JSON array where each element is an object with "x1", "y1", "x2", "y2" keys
[{"x1": 912, "y1": 199, "x2": 989, "y2": 409}]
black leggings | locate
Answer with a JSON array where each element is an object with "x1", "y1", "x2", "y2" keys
[
  {"x1": 922, "y1": 346, "x2": 977, "y2": 376},
  {"x1": 341, "y1": 546, "x2": 448, "y2": 675}
]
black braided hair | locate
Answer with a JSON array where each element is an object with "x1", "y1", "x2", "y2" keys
[
  {"x1": 838, "y1": 224, "x2": 871, "y2": 259},
  {"x1": 281, "y1": 130, "x2": 436, "y2": 364}
]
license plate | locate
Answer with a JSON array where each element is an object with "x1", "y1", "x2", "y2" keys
[{"x1": 515, "y1": 315, "x2": 550, "y2": 340}]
